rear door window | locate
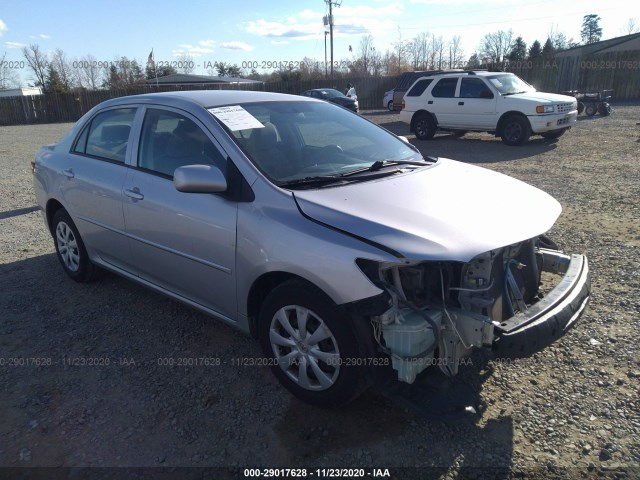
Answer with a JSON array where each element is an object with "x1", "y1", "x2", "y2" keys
[{"x1": 73, "y1": 108, "x2": 136, "y2": 162}]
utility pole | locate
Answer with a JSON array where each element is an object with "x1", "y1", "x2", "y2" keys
[
  {"x1": 325, "y1": 0, "x2": 341, "y2": 77},
  {"x1": 324, "y1": 32, "x2": 329, "y2": 77}
]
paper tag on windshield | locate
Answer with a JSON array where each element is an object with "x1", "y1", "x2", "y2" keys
[{"x1": 208, "y1": 106, "x2": 264, "y2": 131}]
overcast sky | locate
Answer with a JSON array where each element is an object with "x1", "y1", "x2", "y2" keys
[{"x1": 1, "y1": 0, "x2": 635, "y2": 83}]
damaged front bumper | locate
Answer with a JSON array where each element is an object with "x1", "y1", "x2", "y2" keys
[{"x1": 492, "y1": 250, "x2": 590, "y2": 358}]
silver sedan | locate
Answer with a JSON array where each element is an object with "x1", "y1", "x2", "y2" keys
[{"x1": 32, "y1": 91, "x2": 590, "y2": 405}]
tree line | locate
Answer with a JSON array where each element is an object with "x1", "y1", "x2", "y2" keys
[{"x1": 3, "y1": 13, "x2": 637, "y2": 92}]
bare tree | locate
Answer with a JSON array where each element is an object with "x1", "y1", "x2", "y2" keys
[
  {"x1": 50, "y1": 49, "x2": 74, "y2": 89},
  {"x1": 448, "y1": 35, "x2": 464, "y2": 69},
  {"x1": 547, "y1": 24, "x2": 577, "y2": 50},
  {"x1": 298, "y1": 56, "x2": 324, "y2": 80},
  {"x1": 479, "y1": 29, "x2": 514, "y2": 66},
  {"x1": 175, "y1": 53, "x2": 195, "y2": 74},
  {"x1": 392, "y1": 36, "x2": 410, "y2": 73},
  {"x1": 380, "y1": 50, "x2": 402, "y2": 76},
  {"x1": 432, "y1": 35, "x2": 446, "y2": 70},
  {"x1": 408, "y1": 32, "x2": 432, "y2": 70},
  {"x1": 76, "y1": 54, "x2": 103, "y2": 90},
  {"x1": 622, "y1": 18, "x2": 639, "y2": 35},
  {"x1": 0, "y1": 52, "x2": 20, "y2": 89},
  {"x1": 353, "y1": 35, "x2": 380, "y2": 76},
  {"x1": 22, "y1": 44, "x2": 49, "y2": 87}
]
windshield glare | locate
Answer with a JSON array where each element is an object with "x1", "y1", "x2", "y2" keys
[
  {"x1": 487, "y1": 74, "x2": 535, "y2": 95},
  {"x1": 223, "y1": 101, "x2": 423, "y2": 185}
]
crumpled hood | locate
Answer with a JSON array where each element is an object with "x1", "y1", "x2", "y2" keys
[
  {"x1": 507, "y1": 91, "x2": 577, "y2": 104},
  {"x1": 293, "y1": 158, "x2": 561, "y2": 262}
]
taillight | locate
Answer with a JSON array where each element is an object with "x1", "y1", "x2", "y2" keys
[{"x1": 401, "y1": 99, "x2": 405, "y2": 111}]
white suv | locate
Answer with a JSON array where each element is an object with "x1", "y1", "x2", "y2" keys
[{"x1": 399, "y1": 71, "x2": 578, "y2": 145}]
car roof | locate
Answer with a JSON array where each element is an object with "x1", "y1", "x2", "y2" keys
[
  {"x1": 305, "y1": 88, "x2": 341, "y2": 93},
  {"x1": 424, "y1": 70, "x2": 512, "y2": 78},
  {"x1": 94, "y1": 90, "x2": 315, "y2": 111}
]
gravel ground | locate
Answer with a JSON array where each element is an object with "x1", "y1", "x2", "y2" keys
[{"x1": 0, "y1": 105, "x2": 639, "y2": 479}]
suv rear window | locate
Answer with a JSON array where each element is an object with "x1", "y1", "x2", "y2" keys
[
  {"x1": 406, "y1": 79, "x2": 433, "y2": 97},
  {"x1": 431, "y1": 78, "x2": 458, "y2": 98}
]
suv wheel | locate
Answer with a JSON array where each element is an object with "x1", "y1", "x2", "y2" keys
[
  {"x1": 258, "y1": 280, "x2": 366, "y2": 406},
  {"x1": 51, "y1": 209, "x2": 97, "y2": 282},
  {"x1": 413, "y1": 113, "x2": 436, "y2": 140},
  {"x1": 501, "y1": 115, "x2": 531, "y2": 146}
]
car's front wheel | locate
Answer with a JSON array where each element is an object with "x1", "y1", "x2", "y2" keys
[
  {"x1": 387, "y1": 100, "x2": 394, "y2": 111},
  {"x1": 501, "y1": 115, "x2": 531, "y2": 146},
  {"x1": 413, "y1": 113, "x2": 436, "y2": 140},
  {"x1": 258, "y1": 280, "x2": 366, "y2": 406},
  {"x1": 51, "y1": 209, "x2": 97, "y2": 282}
]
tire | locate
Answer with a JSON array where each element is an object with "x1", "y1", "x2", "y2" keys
[
  {"x1": 585, "y1": 104, "x2": 597, "y2": 116},
  {"x1": 51, "y1": 209, "x2": 97, "y2": 282},
  {"x1": 500, "y1": 115, "x2": 531, "y2": 146},
  {"x1": 541, "y1": 129, "x2": 567, "y2": 140},
  {"x1": 577, "y1": 102, "x2": 585, "y2": 115},
  {"x1": 387, "y1": 100, "x2": 394, "y2": 111},
  {"x1": 598, "y1": 102, "x2": 611, "y2": 116},
  {"x1": 258, "y1": 280, "x2": 366, "y2": 406},
  {"x1": 413, "y1": 113, "x2": 436, "y2": 140}
]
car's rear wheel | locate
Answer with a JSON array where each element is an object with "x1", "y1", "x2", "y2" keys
[
  {"x1": 52, "y1": 209, "x2": 97, "y2": 282},
  {"x1": 501, "y1": 115, "x2": 531, "y2": 146},
  {"x1": 541, "y1": 129, "x2": 567, "y2": 140},
  {"x1": 387, "y1": 100, "x2": 394, "y2": 111},
  {"x1": 413, "y1": 113, "x2": 436, "y2": 140},
  {"x1": 258, "y1": 280, "x2": 366, "y2": 406}
]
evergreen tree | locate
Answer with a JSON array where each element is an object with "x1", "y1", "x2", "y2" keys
[
  {"x1": 542, "y1": 38, "x2": 556, "y2": 58},
  {"x1": 507, "y1": 37, "x2": 527, "y2": 62},
  {"x1": 528, "y1": 40, "x2": 542, "y2": 60},
  {"x1": 581, "y1": 14, "x2": 603, "y2": 44},
  {"x1": 45, "y1": 65, "x2": 67, "y2": 93}
]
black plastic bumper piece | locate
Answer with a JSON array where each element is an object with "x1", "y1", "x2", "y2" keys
[{"x1": 493, "y1": 253, "x2": 590, "y2": 358}]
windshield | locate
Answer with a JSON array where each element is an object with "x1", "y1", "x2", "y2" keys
[
  {"x1": 487, "y1": 74, "x2": 535, "y2": 95},
  {"x1": 216, "y1": 101, "x2": 423, "y2": 186}
]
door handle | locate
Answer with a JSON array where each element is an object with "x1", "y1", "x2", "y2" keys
[
  {"x1": 124, "y1": 188, "x2": 144, "y2": 201},
  {"x1": 62, "y1": 168, "x2": 74, "y2": 179},
  {"x1": 427, "y1": 100, "x2": 433, "y2": 104},
  {"x1": 458, "y1": 101, "x2": 465, "y2": 105}
]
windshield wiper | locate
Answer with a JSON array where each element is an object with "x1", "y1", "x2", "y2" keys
[
  {"x1": 368, "y1": 159, "x2": 429, "y2": 172},
  {"x1": 503, "y1": 91, "x2": 527, "y2": 96},
  {"x1": 340, "y1": 159, "x2": 429, "y2": 177},
  {"x1": 278, "y1": 175, "x2": 346, "y2": 189},
  {"x1": 279, "y1": 159, "x2": 433, "y2": 189}
]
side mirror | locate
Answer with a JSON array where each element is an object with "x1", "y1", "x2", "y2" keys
[
  {"x1": 173, "y1": 164, "x2": 227, "y2": 193},
  {"x1": 480, "y1": 90, "x2": 494, "y2": 99}
]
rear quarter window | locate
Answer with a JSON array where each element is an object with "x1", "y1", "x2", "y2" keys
[
  {"x1": 431, "y1": 78, "x2": 458, "y2": 98},
  {"x1": 406, "y1": 79, "x2": 433, "y2": 97}
]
